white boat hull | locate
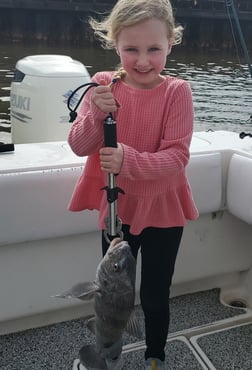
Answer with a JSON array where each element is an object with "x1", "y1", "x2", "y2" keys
[{"x1": 1, "y1": 130, "x2": 252, "y2": 334}]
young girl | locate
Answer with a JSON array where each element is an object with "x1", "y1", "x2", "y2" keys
[{"x1": 69, "y1": 0, "x2": 198, "y2": 369}]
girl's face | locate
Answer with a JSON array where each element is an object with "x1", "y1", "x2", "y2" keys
[{"x1": 116, "y1": 18, "x2": 172, "y2": 89}]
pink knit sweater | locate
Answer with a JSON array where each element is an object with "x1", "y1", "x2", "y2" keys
[{"x1": 68, "y1": 71, "x2": 198, "y2": 234}]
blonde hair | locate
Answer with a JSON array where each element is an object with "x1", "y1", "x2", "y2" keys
[{"x1": 89, "y1": 0, "x2": 183, "y2": 49}]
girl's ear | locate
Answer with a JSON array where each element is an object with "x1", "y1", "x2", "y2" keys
[
  {"x1": 115, "y1": 47, "x2": 120, "y2": 56},
  {"x1": 167, "y1": 42, "x2": 172, "y2": 56}
]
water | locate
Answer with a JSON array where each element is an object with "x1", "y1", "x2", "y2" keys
[{"x1": 1, "y1": 43, "x2": 252, "y2": 143}]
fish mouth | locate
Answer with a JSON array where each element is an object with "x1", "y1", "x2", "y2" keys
[
  {"x1": 110, "y1": 237, "x2": 126, "y2": 249},
  {"x1": 108, "y1": 238, "x2": 131, "y2": 254}
]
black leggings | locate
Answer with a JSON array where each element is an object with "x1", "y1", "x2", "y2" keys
[{"x1": 102, "y1": 224, "x2": 183, "y2": 361}]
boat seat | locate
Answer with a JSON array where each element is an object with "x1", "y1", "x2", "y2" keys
[
  {"x1": 0, "y1": 167, "x2": 99, "y2": 246},
  {"x1": 187, "y1": 152, "x2": 222, "y2": 214},
  {"x1": 227, "y1": 153, "x2": 252, "y2": 224}
]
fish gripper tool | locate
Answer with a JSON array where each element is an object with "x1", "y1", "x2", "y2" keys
[{"x1": 102, "y1": 114, "x2": 125, "y2": 242}]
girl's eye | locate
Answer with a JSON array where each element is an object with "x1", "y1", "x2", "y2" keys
[
  {"x1": 149, "y1": 47, "x2": 160, "y2": 52},
  {"x1": 125, "y1": 48, "x2": 137, "y2": 52}
]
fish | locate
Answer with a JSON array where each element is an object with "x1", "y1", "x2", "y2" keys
[{"x1": 54, "y1": 237, "x2": 141, "y2": 369}]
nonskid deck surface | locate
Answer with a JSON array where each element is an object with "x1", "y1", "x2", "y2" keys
[
  {"x1": 122, "y1": 337, "x2": 207, "y2": 369},
  {"x1": 192, "y1": 323, "x2": 252, "y2": 370},
  {"x1": 0, "y1": 289, "x2": 251, "y2": 369}
]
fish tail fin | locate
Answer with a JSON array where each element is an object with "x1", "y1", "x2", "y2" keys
[{"x1": 79, "y1": 344, "x2": 108, "y2": 369}]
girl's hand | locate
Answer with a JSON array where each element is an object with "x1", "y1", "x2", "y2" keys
[
  {"x1": 92, "y1": 84, "x2": 117, "y2": 113},
  {"x1": 99, "y1": 143, "x2": 123, "y2": 174}
]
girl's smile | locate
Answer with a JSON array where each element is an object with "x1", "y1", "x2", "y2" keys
[{"x1": 116, "y1": 18, "x2": 172, "y2": 89}]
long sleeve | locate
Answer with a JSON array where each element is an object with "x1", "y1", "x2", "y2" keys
[{"x1": 68, "y1": 72, "x2": 114, "y2": 156}]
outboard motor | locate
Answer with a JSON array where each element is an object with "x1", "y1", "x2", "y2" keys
[{"x1": 10, "y1": 55, "x2": 90, "y2": 144}]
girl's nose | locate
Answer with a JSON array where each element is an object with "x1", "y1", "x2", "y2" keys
[{"x1": 136, "y1": 53, "x2": 149, "y2": 68}]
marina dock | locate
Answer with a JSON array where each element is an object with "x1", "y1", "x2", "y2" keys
[
  {"x1": 0, "y1": 0, "x2": 252, "y2": 20},
  {"x1": 0, "y1": 0, "x2": 252, "y2": 48}
]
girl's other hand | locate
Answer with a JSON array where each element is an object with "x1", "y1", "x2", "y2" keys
[
  {"x1": 92, "y1": 83, "x2": 118, "y2": 113},
  {"x1": 99, "y1": 143, "x2": 123, "y2": 174}
]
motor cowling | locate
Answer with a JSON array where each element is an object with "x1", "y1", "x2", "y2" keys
[{"x1": 10, "y1": 55, "x2": 91, "y2": 144}]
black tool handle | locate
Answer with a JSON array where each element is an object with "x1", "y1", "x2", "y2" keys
[{"x1": 104, "y1": 116, "x2": 117, "y2": 148}]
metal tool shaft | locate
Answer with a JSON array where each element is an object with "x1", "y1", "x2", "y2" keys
[
  {"x1": 107, "y1": 173, "x2": 117, "y2": 236},
  {"x1": 103, "y1": 115, "x2": 124, "y2": 240}
]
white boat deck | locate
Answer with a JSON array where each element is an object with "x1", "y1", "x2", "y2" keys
[{"x1": 1, "y1": 288, "x2": 251, "y2": 369}]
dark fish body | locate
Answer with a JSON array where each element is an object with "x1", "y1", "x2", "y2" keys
[
  {"x1": 55, "y1": 238, "x2": 140, "y2": 369},
  {"x1": 94, "y1": 239, "x2": 136, "y2": 355}
]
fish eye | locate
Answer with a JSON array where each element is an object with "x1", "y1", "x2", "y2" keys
[{"x1": 113, "y1": 262, "x2": 119, "y2": 272}]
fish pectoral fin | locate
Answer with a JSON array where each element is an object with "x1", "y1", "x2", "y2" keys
[
  {"x1": 79, "y1": 344, "x2": 108, "y2": 370},
  {"x1": 52, "y1": 281, "x2": 99, "y2": 301},
  {"x1": 126, "y1": 310, "x2": 143, "y2": 339},
  {"x1": 87, "y1": 316, "x2": 96, "y2": 335}
]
